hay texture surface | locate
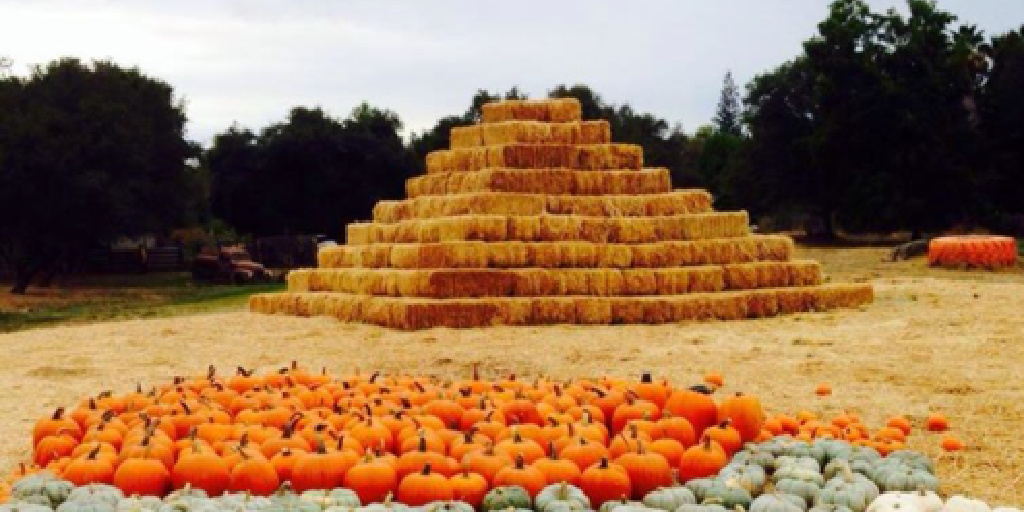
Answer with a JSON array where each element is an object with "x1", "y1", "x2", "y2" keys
[
  {"x1": 286, "y1": 261, "x2": 821, "y2": 298},
  {"x1": 425, "y1": 144, "x2": 643, "y2": 173},
  {"x1": 407, "y1": 168, "x2": 672, "y2": 197},
  {"x1": 373, "y1": 190, "x2": 712, "y2": 222},
  {"x1": 249, "y1": 282, "x2": 871, "y2": 329},
  {"x1": 346, "y1": 212, "x2": 750, "y2": 244},
  {"x1": 317, "y1": 235, "x2": 796, "y2": 269},
  {"x1": 450, "y1": 120, "x2": 611, "y2": 147},
  {"x1": 479, "y1": 98, "x2": 582, "y2": 123}
]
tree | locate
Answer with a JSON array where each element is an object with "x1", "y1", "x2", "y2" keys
[
  {"x1": 740, "y1": 0, "x2": 983, "y2": 238},
  {"x1": 207, "y1": 104, "x2": 415, "y2": 239},
  {"x1": 980, "y1": 25, "x2": 1024, "y2": 214},
  {"x1": 0, "y1": 58, "x2": 195, "y2": 293},
  {"x1": 713, "y1": 71, "x2": 743, "y2": 136}
]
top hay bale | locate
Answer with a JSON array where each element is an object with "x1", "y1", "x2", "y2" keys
[{"x1": 480, "y1": 98, "x2": 582, "y2": 123}]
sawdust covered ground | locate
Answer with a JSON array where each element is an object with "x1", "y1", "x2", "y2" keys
[{"x1": 1, "y1": 246, "x2": 1022, "y2": 504}]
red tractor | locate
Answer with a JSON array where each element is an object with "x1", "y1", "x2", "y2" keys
[{"x1": 191, "y1": 245, "x2": 273, "y2": 284}]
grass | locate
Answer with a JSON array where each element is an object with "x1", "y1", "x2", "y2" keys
[{"x1": 0, "y1": 272, "x2": 284, "y2": 333}]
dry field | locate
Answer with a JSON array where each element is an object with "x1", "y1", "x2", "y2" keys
[{"x1": 1, "y1": 246, "x2": 1022, "y2": 504}]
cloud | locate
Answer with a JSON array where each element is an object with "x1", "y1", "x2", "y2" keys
[{"x1": 2, "y1": 0, "x2": 1022, "y2": 143}]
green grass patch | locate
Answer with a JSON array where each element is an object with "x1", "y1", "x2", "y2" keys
[{"x1": 0, "y1": 273, "x2": 284, "y2": 333}]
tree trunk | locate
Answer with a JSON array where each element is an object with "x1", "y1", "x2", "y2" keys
[
  {"x1": 10, "y1": 267, "x2": 37, "y2": 294},
  {"x1": 37, "y1": 264, "x2": 59, "y2": 288}
]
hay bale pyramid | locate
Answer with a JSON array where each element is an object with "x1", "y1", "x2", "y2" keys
[{"x1": 250, "y1": 98, "x2": 872, "y2": 329}]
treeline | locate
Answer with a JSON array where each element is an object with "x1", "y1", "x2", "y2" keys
[{"x1": 1, "y1": 0, "x2": 1023, "y2": 293}]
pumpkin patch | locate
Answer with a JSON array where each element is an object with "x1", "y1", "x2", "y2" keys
[{"x1": 0, "y1": 366, "x2": 994, "y2": 510}]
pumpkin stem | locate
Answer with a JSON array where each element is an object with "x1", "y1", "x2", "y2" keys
[
  {"x1": 421, "y1": 462, "x2": 433, "y2": 475},
  {"x1": 369, "y1": 371, "x2": 380, "y2": 383},
  {"x1": 640, "y1": 371, "x2": 653, "y2": 384},
  {"x1": 472, "y1": 363, "x2": 480, "y2": 381},
  {"x1": 598, "y1": 457, "x2": 609, "y2": 469},
  {"x1": 52, "y1": 407, "x2": 65, "y2": 420},
  {"x1": 547, "y1": 441, "x2": 558, "y2": 460},
  {"x1": 514, "y1": 454, "x2": 525, "y2": 469}
]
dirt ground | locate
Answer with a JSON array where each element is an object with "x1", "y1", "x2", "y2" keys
[{"x1": 1, "y1": 246, "x2": 1022, "y2": 505}]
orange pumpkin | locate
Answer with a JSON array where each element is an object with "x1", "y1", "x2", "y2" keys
[
  {"x1": 577, "y1": 458, "x2": 631, "y2": 507},
  {"x1": 397, "y1": 463, "x2": 453, "y2": 505},
  {"x1": 677, "y1": 437, "x2": 727, "y2": 482},
  {"x1": 716, "y1": 393, "x2": 764, "y2": 443}
]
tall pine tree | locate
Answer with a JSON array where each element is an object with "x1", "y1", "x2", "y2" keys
[{"x1": 713, "y1": 71, "x2": 743, "y2": 136}]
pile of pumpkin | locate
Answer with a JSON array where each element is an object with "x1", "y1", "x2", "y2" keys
[{"x1": 0, "y1": 365, "x2": 986, "y2": 511}]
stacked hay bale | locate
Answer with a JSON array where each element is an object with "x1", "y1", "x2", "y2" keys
[{"x1": 250, "y1": 98, "x2": 873, "y2": 329}]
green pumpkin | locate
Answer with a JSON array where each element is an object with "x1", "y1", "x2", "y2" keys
[
  {"x1": 732, "y1": 449, "x2": 776, "y2": 469},
  {"x1": 56, "y1": 501, "x2": 116, "y2": 512},
  {"x1": 699, "y1": 481, "x2": 750, "y2": 509},
  {"x1": 808, "y1": 506, "x2": 853, "y2": 512},
  {"x1": 773, "y1": 457, "x2": 820, "y2": 475},
  {"x1": 684, "y1": 480, "x2": 718, "y2": 503},
  {"x1": 537, "y1": 483, "x2": 591, "y2": 512},
  {"x1": 0, "y1": 503, "x2": 55, "y2": 512},
  {"x1": 67, "y1": 486, "x2": 123, "y2": 505},
  {"x1": 642, "y1": 487, "x2": 695, "y2": 511},
  {"x1": 779, "y1": 442, "x2": 824, "y2": 464},
  {"x1": 598, "y1": 499, "x2": 648, "y2": 512},
  {"x1": 846, "y1": 447, "x2": 881, "y2": 463},
  {"x1": 811, "y1": 440, "x2": 852, "y2": 465},
  {"x1": 822, "y1": 466, "x2": 879, "y2": 505},
  {"x1": 355, "y1": 496, "x2": 412, "y2": 512},
  {"x1": 884, "y1": 451, "x2": 934, "y2": 473},
  {"x1": 772, "y1": 466, "x2": 825, "y2": 487},
  {"x1": 11, "y1": 475, "x2": 73, "y2": 509},
  {"x1": 300, "y1": 490, "x2": 362, "y2": 509},
  {"x1": 870, "y1": 466, "x2": 938, "y2": 493},
  {"x1": 422, "y1": 501, "x2": 475, "y2": 512},
  {"x1": 114, "y1": 496, "x2": 163, "y2": 512},
  {"x1": 673, "y1": 503, "x2": 727, "y2": 512},
  {"x1": 481, "y1": 487, "x2": 532, "y2": 512},
  {"x1": 773, "y1": 479, "x2": 820, "y2": 507},
  {"x1": 749, "y1": 494, "x2": 806, "y2": 512},
  {"x1": 542, "y1": 502, "x2": 593, "y2": 512},
  {"x1": 157, "y1": 498, "x2": 220, "y2": 512},
  {"x1": 217, "y1": 493, "x2": 273, "y2": 512},
  {"x1": 719, "y1": 463, "x2": 767, "y2": 494}
]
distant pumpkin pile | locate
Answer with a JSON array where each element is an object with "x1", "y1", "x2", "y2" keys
[{"x1": 0, "y1": 365, "x2": 969, "y2": 511}]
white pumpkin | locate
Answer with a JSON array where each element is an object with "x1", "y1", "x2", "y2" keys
[
  {"x1": 867, "y1": 493, "x2": 925, "y2": 512},
  {"x1": 913, "y1": 491, "x2": 944, "y2": 512},
  {"x1": 941, "y1": 496, "x2": 990, "y2": 512}
]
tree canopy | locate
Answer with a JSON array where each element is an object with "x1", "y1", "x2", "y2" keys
[{"x1": 0, "y1": 58, "x2": 194, "y2": 293}]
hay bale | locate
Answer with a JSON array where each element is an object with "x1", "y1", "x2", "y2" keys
[
  {"x1": 424, "y1": 144, "x2": 643, "y2": 173},
  {"x1": 721, "y1": 261, "x2": 822, "y2": 290},
  {"x1": 249, "y1": 282, "x2": 873, "y2": 329},
  {"x1": 316, "y1": 235, "x2": 796, "y2": 269},
  {"x1": 407, "y1": 168, "x2": 672, "y2": 197},
  {"x1": 449, "y1": 120, "x2": 611, "y2": 147},
  {"x1": 372, "y1": 190, "x2": 712, "y2": 222},
  {"x1": 346, "y1": 212, "x2": 749, "y2": 245},
  {"x1": 480, "y1": 98, "x2": 582, "y2": 123},
  {"x1": 288, "y1": 267, "x2": 730, "y2": 297}
]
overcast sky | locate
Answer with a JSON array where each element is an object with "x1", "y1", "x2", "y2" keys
[{"x1": 3, "y1": 0, "x2": 1023, "y2": 143}]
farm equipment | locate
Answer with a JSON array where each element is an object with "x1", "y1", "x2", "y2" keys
[{"x1": 191, "y1": 245, "x2": 273, "y2": 284}]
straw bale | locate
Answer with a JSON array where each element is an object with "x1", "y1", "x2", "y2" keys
[
  {"x1": 316, "y1": 235, "x2": 796, "y2": 269},
  {"x1": 721, "y1": 260, "x2": 822, "y2": 290},
  {"x1": 346, "y1": 212, "x2": 748, "y2": 245},
  {"x1": 288, "y1": 267, "x2": 729, "y2": 298},
  {"x1": 248, "y1": 282, "x2": 873, "y2": 329},
  {"x1": 480, "y1": 98, "x2": 582, "y2": 123},
  {"x1": 448, "y1": 125, "x2": 483, "y2": 147},
  {"x1": 406, "y1": 168, "x2": 672, "y2": 197},
  {"x1": 375, "y1": 188, "x2": 710, "y2": 223},
  {"x1": 424, "y1": 144, "x2": 642, "y2": 173}
]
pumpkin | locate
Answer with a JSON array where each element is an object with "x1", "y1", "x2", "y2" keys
[
  {"x1": 704, "y1": 421, "x2": 742, "y2": 457},
  {"x1": 677, "y1": 438, "x2": 727, "y2": 482},
  {"x1": 641, "y1": 486, "x2": 696, "y2": 511},
  {"x1": 493, "y1": 455, "x2": 546, "y2": 498},
  {"x1": 560, "y1": 437, "x2": 610, "y2": 473},
  {"x1": 229, "y1": 454, "x2": 280, "y2": 496},
  {"x1": 532, "y1": 443, "x2": 582, "y2": 485},
  {"x1": 397, "y1": 464, "x2": 453, "y2": 506},
  {"x1": 448, "y1": 469, "x2": 488, "y2": 508},
  {"x1": 614, "y1": 442, "x2": 672, "y2": 499},
  {"x1": 750, "y1": 493, "x2": 806, "y2": 512},
  {"x1": 65, "y1": 484, "x2": 123, "y2": 505},
  {"x1": 535, "y1": 482, "x2": 592, "y2": 512},
  {"x1": 924, "y1": 414, "x2": 948, "y2": 432},
  {"x1": 171, "y1": 447, "x2": 230, "y2": 496},
  {"x1": 481, "y1": 486, "x2": 533, "y2": 511},
  {"x1": 716, "y1": 393, "x2": 764, "y2": 443},
  {"x1": 815, "y1": 384, "x2": 833, "y2": 397},
  {"x1": 462, "y1": 444, "x2": 512, "y2": 485},
  {"x1": 663, "y1": 387, "x2": 717, "y2": 436},
  {"x1": 112, "y1": 457, "x2": 169, "y2": 497},
  {"x1": 9, "y1": 474, "x2": 73, "y2": 509},
  {"x1": 940, "y1": 436, "x2": 964, "y2": 452},
  {"x1": 344, "y1": 455, "x2": 399, "y2": 505},
  {"x1": 577, "y1": 458, "x2": 631, "y2": 508},
  {"x1": 702, "y1": 372, "x2": 724, "y2": 389},
  {"x1": 62, "y1": 445, "x2": 115, "y2": 486}
]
